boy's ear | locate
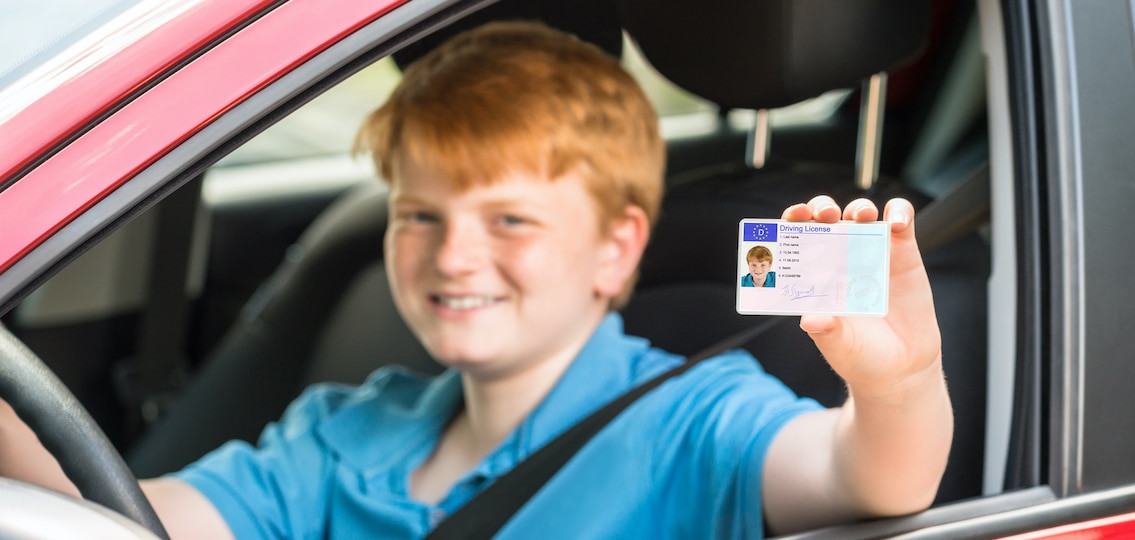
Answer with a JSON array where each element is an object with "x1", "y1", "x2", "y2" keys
[{"x1": 594, "y1": 205, "x2": 650, "y2": 299}]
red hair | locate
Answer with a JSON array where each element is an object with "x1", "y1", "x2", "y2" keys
[
  {"x1": 357, "y1": 21, "x2": 665, "y2": 307},
  {"x1": 746, "y1": 245, "x2": 773, "y2": 263}
]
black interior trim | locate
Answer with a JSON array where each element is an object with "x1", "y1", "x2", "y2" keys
[
  {"x1": 776, "y1": 486, "x2": 1055, "y2": 540},
  {"x1": 1000, "y1": 0, "x2": 1049, "y2": 493}
]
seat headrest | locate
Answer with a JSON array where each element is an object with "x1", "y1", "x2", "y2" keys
[
  {"x1": 393, "y1": 0, "x2": 623, "y2": 70},
  {"x1": 617, "y1": 0, "x2": 932, "y2": 109}
]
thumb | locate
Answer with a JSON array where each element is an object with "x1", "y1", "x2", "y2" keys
[{"x1": 799, "y1": 314, "x2": 857, "y2": 367}]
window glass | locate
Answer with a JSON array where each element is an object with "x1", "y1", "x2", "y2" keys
[
  {"x1": 215, "y1": 57, "x2": 402, "y2": 167},
  {"x1": 621, "y1": 34, "x2": 712, "y2": 117},
  {"x1": 0, "y1": 0, "x2": 139, "y2": 89}
]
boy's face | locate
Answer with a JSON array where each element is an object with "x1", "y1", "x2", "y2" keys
[
  {"x1": 385, "y1": 156, "x2": 621, "y2": 378},
  {"x1": 748, "y1": 258, "x2": 771, "y2": 284}
]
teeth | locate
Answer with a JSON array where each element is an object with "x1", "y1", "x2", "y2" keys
[{"x1": 436, "y1": 295, "x2": 496, "y2": 310}]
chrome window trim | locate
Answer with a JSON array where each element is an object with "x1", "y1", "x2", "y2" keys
[
  {"x1": 978, "y1": 0, "x2": 1018, "y2": 496},
  {"x1": 1038, "y1": 0, "x2": 1085, "y2": 498}
]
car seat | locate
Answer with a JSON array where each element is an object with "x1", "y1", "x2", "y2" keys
[{"x1": 129, "y1": 0, "x2": 988, "y2": 508}]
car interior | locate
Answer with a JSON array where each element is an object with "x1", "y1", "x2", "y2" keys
[{"x1": 2, "y1": 0, "x2": 994, "y2": 533}]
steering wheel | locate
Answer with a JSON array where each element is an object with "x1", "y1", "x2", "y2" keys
[{"x1": 0, "y1": 323, "x2": 169, "y2": 539}]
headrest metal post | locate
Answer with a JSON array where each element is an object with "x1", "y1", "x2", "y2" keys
[
  {"x1": 746, "y1": 108, "x2": 771, "y2": 169},
  {"x1": 855, "y1": 72, "x2": 888, "y2": 190}
]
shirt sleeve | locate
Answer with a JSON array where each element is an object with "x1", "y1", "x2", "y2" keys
[
  {"x1": 172, "y1": 383, "x2": 351, "y2": 539},
  {"x1": 659, "y1": 350, "x2": 823, "y2": 539}
]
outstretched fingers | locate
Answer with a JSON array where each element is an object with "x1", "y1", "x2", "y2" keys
[
  {"x1": 807, "y1": 195, "x2": 842, "y2": 223},
  {"x1": 883, "y1": 198, "x2": 915, "y2": 235},
  {"x1": 783, "y1": 197, "x2": 882, "y2": 223},
  {"x1": 781, "y1": 203, "x2": 811, "y2": 221},
  {"x1": 842, "y1": 198, "x2": 878, "y2": 222},
  {"x1": 882, "y1": 198, "x2": 924, "y2": 276}
]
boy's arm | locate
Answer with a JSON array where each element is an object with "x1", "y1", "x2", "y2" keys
[
  {"x1": 0, "y1": 399, "x2": 234, "y2": 539},
  {"x1": 143, "y1": 477, "x2": 236, "y2": 540},
  {"x1": 761, "y1": 196, "x2": 954, "y2": 534},
  {"x1": 0, "y1": 397, "x2": 83, "y2": 497}
]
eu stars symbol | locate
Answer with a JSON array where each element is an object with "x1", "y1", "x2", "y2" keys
[{"x1": 745, "y1": 222, "x2": 777, "y2": 242}]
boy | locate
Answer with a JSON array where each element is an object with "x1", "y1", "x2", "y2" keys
[
  {"x1": 0, "y1": 21, "x2": 951, "y2": 538},
  {"x1": 742, "y1": 245, "x2": 776, "y2": 287}
]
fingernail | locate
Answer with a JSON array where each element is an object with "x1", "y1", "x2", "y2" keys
[{"x1": 891, "y1": 211, "x2": 909, "y2": 225}]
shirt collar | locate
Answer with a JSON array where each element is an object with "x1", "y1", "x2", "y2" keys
[
  {"x1": 473, "y1": 312, "x2": 659, "y2": 478},
  {"x1": 318, "y1": 312, "x2": 664, "y2": 480},
  {"x1": 318, "y1": 368, "x2": 463, "y2": 475}
]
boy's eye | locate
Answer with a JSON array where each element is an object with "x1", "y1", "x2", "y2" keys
[
  {"x1": 406, "y1": 211, "x2": 438, "y2": 224},
  {"x1": 497, "y1": 214, "x2": 527, "y2": 226}
]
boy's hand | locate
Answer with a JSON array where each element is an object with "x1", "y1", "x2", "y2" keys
[
  {"x1": 764, "y1": 196, "x2": 950, "y2": 534},
  {"x1": 781, "y1": 196, "x2": 941, "y2": 400}
]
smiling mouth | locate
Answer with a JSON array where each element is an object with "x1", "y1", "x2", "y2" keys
[{"x1": 430, "y1": 294, "x2": 502, "y2": 310}]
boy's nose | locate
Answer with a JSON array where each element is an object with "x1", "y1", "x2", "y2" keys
[{"x1": 434, "y1": 221, "x2": 486, "y2": 276}]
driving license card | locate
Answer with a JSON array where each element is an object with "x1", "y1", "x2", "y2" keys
[{"x1": 736, "y1": 219, "x2": 890, "y2": 316}]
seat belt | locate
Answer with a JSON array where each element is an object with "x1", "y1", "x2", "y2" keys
[
  {"x1": 425, "y1": 316, "x2": 785, "y2": 539},
  {"x1": 913, "y1": 161, "x2": 990, "y2": 252},
  {"x1": 113, "y1": 174, "x2": 204, "y2": 436}
]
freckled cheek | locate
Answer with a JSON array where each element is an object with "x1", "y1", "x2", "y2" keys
[
  {"x1": 492, "y1": 241, "x2": 545, "y2": 290},
  {"x1": 387, "y1": 234, "x2": 431, "y2": 288},
  {"x1": 384, "y1": 240, "x2": 415, "y2": 319},
  {"x1": 505, "y1": 236, "x2": 589, "y2": 289},
  {"x1": 528, "y1": 238, "x2": 597, "y2": 286}
]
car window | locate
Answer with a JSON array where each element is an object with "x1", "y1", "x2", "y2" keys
[
  {"x1": 214, "y1": 56, "x2": 404, "y2": 168},
  {"x1": 0, "y1": 0, "x2": 140, "y2": 89},
  {"x1": 621, "y1": 35, "x2": 711, "y2": 117}
]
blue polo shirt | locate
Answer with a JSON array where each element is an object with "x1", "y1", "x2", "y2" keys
[
  {"x1": 175, "y1": 313, "x2": 821, "y2": 539},
  {"x1": 741, "y1": 272, "x2": 776, "y2": 288}
]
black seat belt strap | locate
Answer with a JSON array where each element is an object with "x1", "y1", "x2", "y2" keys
[
  {"x1": 426, "y1": 316, "x2": 784, "y2": 539},
  {"x1": 113, "y1": 174, "x2": 203, "y2": 434},
  {"x1": 913, "y1": 161, "x2": 990, "y2": 252}
]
